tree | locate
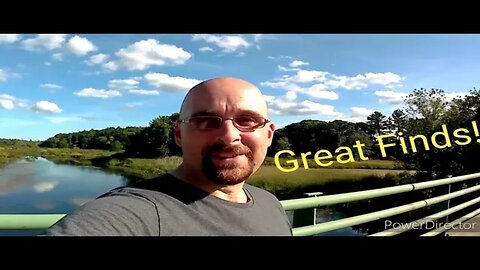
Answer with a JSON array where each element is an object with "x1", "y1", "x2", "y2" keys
[
  {"x1": 110, "y1": 140, "x2": 123, "y2": 152},
  {"x1": 124, "y1": 115, "x2": 174, "y2": 158},
  {"x1": 404, "y1": 88, "x2": 448, "y2": 134},
  {"x1": 367, "y1": 111, "x2": 387, "y2": 136},
  {"x1": 167, "y1": 113, "x2": 182, "y2": 156}
]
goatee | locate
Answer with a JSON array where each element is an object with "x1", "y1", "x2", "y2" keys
[{"x1": 202, "y1": 143, "x2": 255, "y2": 185}]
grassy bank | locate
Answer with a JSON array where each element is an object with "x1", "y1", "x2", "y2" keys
[
  {"x1": 0, "y1": 144, "x2": 180, "y2": 178},
  {"x1": 249, "y1": 166, "x2": 414, "y2": 198},
  {"x1": 263, "y1": 157, "x2": 406, "y2": 170},
  {"x1": 1, "y1": 144, "x2": 414, "y2": 197}
]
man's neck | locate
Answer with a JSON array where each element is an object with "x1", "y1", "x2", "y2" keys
[{"x1": 169, "y1": 165, "x2": 248, "y2": 203}]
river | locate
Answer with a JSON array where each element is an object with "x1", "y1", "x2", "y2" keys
[
  {"x1": 0, "y1": 157, "x2": 131, "y2": 236},
  {"x1": 1, "y1": 157, "x2": 365, "y2": 236}
]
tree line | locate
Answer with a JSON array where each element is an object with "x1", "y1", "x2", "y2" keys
[
  {"x1": 39, "y1": 87, "x2": 480, "y2": 177},
  {"x1": 39, "y1": 114, "x2": 181, "y2": 158}
]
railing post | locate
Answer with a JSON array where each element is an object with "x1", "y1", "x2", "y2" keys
[
  {"x1": 292, "y1": 192, "x2": 323, "y2": 228},
  {"x1": 445, "y1": 175, "x2": 452, "y2": 224}
]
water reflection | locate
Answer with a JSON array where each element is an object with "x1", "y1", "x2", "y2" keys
[
  {"x1": 0, "y1": 157, "x2": 131, "y2": 236},
  {"x1": 287, "y1": 208, "x2": 366, "y2": 236}
]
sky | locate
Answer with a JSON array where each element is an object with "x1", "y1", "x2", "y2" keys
[{"x1": 1, "y1": 34, "x2": 480, "y2": 141}]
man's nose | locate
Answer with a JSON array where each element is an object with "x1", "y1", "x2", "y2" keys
[{"x1": 215, "y1": 119, "x2": 241, "y2": 144}]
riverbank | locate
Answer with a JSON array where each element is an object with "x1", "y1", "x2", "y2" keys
[{"x1": 0, "y1": 144, "x2": 414, "y2": 196}]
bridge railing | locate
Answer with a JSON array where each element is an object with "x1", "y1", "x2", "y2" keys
[
  {"x1": 1, "y1": 172, "x2": 480, "y2": 236},
  {"x1": 281, "y1": 172, "x2": 480, "y2": 236}
]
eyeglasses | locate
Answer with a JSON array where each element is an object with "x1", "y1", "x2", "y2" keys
[{"x1": 179, "y1": 115, "x2": 270, "y2": 131}]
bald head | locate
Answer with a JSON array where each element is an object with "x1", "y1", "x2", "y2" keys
[
  {"x1": 179, "y1": 77, "x2": 268, "y2": 119},
  {"x1": 174, "y1": 77, "x2": 276, "y2": 187}
]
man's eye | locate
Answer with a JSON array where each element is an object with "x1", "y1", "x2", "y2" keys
[
  {"x1": 235, "y1": 116, "x2": 258, "y2": 126},
  {"x1": 192, "y1": 117, "x2": 220, "y2": 129}
]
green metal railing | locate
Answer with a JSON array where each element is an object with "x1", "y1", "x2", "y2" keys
[
  {"x1": 0, "y1": 214, "x2": 65, "y2": 230},
  {"x1": 281, "y1": 172, "x2": 480, "y2": 236},
  {"x1": 1, "y1": 172, "x2": 480, "y2": 236}
]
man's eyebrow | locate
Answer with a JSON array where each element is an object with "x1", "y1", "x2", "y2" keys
[
  {"x1": 190, "y1": 111, "x2": 220, "y2": 117},
  {"x1": 189, "y1": 110, "x2": 266, "y2": 118},
  {"x1": 236, "y1": 110, "x2": 265, "y2": 118}
]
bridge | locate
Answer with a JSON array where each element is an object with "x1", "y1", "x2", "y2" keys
[{"x1": 1, "y1": 172, "x2": 480, "y2": 236}]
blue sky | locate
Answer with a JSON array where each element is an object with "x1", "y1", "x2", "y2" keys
[{"x1": 1, "y1": 34, "x2": 480, "y2": 140}]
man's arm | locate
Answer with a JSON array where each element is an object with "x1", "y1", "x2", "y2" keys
[{"x1": 44, "y1": 190, "x2": 160, "y2": 236}]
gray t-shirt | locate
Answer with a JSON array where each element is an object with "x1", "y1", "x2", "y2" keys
[{"x1": 45, "y1": 173, "x2": 292, "y2": 236}]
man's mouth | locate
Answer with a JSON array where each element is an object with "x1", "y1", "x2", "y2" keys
[{"x1": 212, "y1": 153, "x2": 243, "y2": 159}]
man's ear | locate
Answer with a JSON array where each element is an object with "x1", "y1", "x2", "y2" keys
[
  {"x1": 267, "y1": 121, "x2": 276, "y2": 147},
  {"x1": 174, "y1": 121, "x2": 182, "y2": 148}
]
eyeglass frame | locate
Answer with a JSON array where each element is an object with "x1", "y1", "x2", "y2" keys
[{"x1": 178, "y1": 115, "x2": 271, "y2": 132}]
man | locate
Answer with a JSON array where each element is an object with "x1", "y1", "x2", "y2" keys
[{"x1": 45, "y1": 77, "x2": 292, "y2": 236}]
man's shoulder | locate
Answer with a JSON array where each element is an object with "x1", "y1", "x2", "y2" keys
[
  {"x1": 244, "y1": 183, "x2": 280, "y2": 201},
  {"x1": 103, "y1": 173, "x2": 208, "y2": 204}
]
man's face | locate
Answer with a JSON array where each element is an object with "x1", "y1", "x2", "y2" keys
[{"x1": 176, "y1": 78, "x2": 275, "y2": 185}]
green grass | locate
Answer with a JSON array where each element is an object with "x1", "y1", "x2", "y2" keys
[
  {"x1": 1, "y1": 144, "x2": 414, "y2": 197},
  {"x1": 104, "y1": 156, "x2": 182, "y2": 179},
  {"x1": 249, "y1": 166, "x2": 414, "y2": 198},
  {"x1": 263, "y1": 157, "x2": 404, "y2": 170}
]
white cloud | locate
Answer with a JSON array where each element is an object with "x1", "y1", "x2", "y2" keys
[
  {"x1": 0, "y1": 69, "x2": 19, "y2": 81},
  {"x1": 112, "y1": 39, "x2": 191, "y2": 71},
  {"x1": 124, "y1": 102, "x2": 143, "y2": 108},
  {"x1": 260, "y1": 80, "x2": 303, "y2": 92},
  {"x1": 52, "y1": 53, "x2": 64, "y2": 61},
  {"x1": 263, "y1": 70, "x2": 405, "y2": 102},
  {"x1": 268, "y1": 55, "x2": 293, "y2": 60},
  {"x1": 1, "y1": 95, "x2": 30, "y2": 110},
  {"x1": 291, "y1": 70, "x2": 330, "y2": 83},
  {"x1": 32, "y1": 101, "x2": 62, "y2": 113},
  {"x1": 0, "y1": 99, "x2": 14, "y2": 110},
  {"x1": 86, "y1": 53, "x2": 109, "y2": 66},
  {"x1": 67, "y1": 35, "x2": 97, "y2": 56},
  {"x1": 0, "y1": 94, "x2": 15, "y2": 110},
  {"x1": 108, "y1": 79, "x2": 139, "y2": 90},
  {"x1": 332, "y1": 72, "x2": 403, "y2": 90},
  {"x1": 267, "y1": 70, "x2": 404, "y2": 90},
  {"x1": 350, "y1": 107, "x2": 374, "y2": 117},
  {"x1": 128, "y1": 89, "x2": 159, "y2": 95},
  {"x1": 0, "y1": 34, "x2": 21, "y2": 44},
  {"x1": 445, "y1": 92, "x2": 471, "y2": 102},
  {"x1": 192, "y1": 34, "x2": 251, "y2": 53},
  {"x1": 199, "y1": 46, "x2": 214, "y2": 53},
  {"x1": 33, "y1": 181, "x2": 57, "y2": 193},
  {"x1": 44, "y1": 62, "x2": 52, "y2": 66},
  {"x1": 41, "y1": 83, "x2": 62, "y2": 89},
  {"x1": 102, "y1": 61, "x2": 118, "y2": 72},
  {"x1": 17, "y1": 101, "x2": 29, "y2": 108},
  {"x1": 0, "y1": 94, "x2": 15, "y2": 100},
  {"x1": 289, "y1": 60, "x2": 309, "y2": 68},
  {"x1": 46, "y1": 116, "x2": 82, "y2": 124},
  {"x1": 0, "y1": 69, "x2": 6, "y2": 81},
  {"x1": 285, "y1": 91, "x2": 297, "y2": 101},
  {"x1": 277, "y1": 65, "x2": 300, "y2": 72},
  {"x1": 236, "y1": 52, "x2": 246, "y2": 57},
  {"x1": 374, "y1": 90, "x2": 408, "y2": 104},
  {"x1": 253, "y1": 34, "x2": 263, "y2": 43},
  {"x1": 341, "y1": 107, "x2": 375, "y2": 122},
  {"x1": 144, "y1": 73, "x2": 201, "y2": 92},
  {"x1": 262, "y1": 73, "x2": 339, "y2": 100},
  {"x1": 21, "y1": 34, "x2": 66, "y2": 51},
  {"x1": 304, "y1": 84, "x2": 339, "y2": 100},
  {"x1": 264, "y1": 92, "x2": 342, "y2": 117},
  {"x1": 74, "y1": 88, "x2": 122, "y2": 99}
]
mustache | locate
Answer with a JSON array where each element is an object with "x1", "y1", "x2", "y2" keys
[{"x1": 204, "y1": 144, "x2": 252, "y2": 157}]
